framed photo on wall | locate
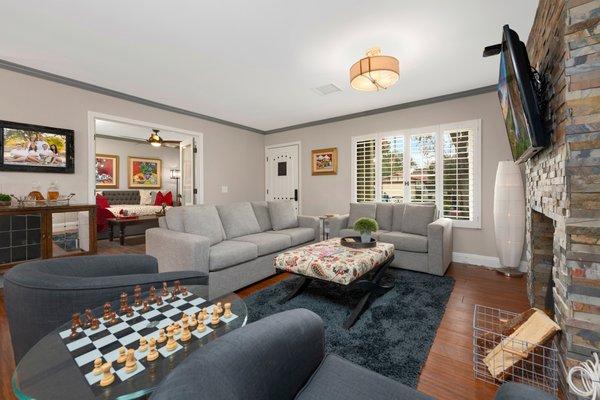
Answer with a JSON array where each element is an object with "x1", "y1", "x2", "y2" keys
[
  {"x1": 0, "y1": 120, "x2": 74, "y2": 173},
  {"x1": 128, "y1": 156, "x2": 162, "y2": 188},
  {"x1": 311, "y1": 147, "x2": 338, "y2": 175},
  {"x1": 96, "y1": 154, "x2": 119, "y2": 189}
]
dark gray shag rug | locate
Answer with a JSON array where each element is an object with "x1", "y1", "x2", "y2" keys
[{"x1": 246, "y1": 269, "x2": 454, "y2": 388}]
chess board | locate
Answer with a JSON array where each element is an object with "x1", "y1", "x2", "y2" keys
[{"x1": 58, "y1": 291, "x2": 238, "y2": 395}]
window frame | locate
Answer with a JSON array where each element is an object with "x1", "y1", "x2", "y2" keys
[{"x1": 351, "y1": 119, "x2": 481, "y2": 229}]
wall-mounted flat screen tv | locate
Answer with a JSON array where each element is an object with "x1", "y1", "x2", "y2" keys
[
  {"x1": 497, "y1": 25, "x2": 548, "y2": 164},
  {"x1": 0, "y1": 120, "x2": 74, "y2": 173}
]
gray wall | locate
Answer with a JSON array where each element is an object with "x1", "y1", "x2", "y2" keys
[
  {"x1": 0, "y1": 68, "x2": 265, "y2": 204},
  {"x1": 95, "y1": 136, "x2": 179, "y2": 192},
  {"x1": 265, "y1": 91, "x2": 515, "y2": 259}
]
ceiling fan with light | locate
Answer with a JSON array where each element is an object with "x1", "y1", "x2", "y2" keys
[{"x1": 146, "y1": 129, "x2": 181, "y2": 147}]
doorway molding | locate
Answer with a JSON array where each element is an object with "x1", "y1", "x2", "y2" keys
[
  {"x1": 264, "y1": 141, "x2": 301, "y2": 214},
  {"x1": 87, "y1": 111, "x2": 204, "y2": 204}
]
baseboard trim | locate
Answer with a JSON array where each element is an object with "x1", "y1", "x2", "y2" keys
[{"x1": 452, "y1": 252, "x2": 528, "y2": 271}]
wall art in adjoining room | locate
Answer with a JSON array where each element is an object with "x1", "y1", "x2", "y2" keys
[
  {"x1": 128, "y1": 156, "x2": 162, "y2": 188},
  {"x1": 95, "y1": 154, "x2": 119, "y2": 189},
  {"x1": 0, "y1": 120, "x2": 74, "y2": 173}
]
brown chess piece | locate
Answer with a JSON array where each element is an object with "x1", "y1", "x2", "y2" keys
[
  {"x1": 119, "y1": 292, "x2": 128, "y2": 315},
  {"x1": 172, "y1": 280, "x2": 181, "y2": 295},
  {"x1": 110, "y1": 312, "x2": 118, "y2": 326},
  {"x1": 90, "y1": 317, "x2": 100, "y2": 330},
  {"x1": 161, "y1": 282, "x2": 169, "y2": 297},
  {"x1": 134, "y1": 285, "x2": 142, "y2": 306},
  {"x1": 156, "y1": 295, "x2": 164, "y2": 306},
  {"x1": 103, "y1": 302, "x2": 112, "y2": 320},
  {"x1": 126, "y1": 305, "x2": 134, "y2": 317},
  {"x1": 70, "y1": 322, "x2": 79, "y2": 339},
  {"x1": 149, "y1": 286, "x2": 157, "y2": 304},
  {"x1": 83, "y1": 309, "x2": 94, "y2": 328},
  {"x1": 142, "y1": 300, "x2": 150, "y2": 313},
  {"x1": 72, "y1": 313, "x2": 81, "y2": 328},
  {"x1": 181, "y1": 286, "x2": 188, "y2": 296}
]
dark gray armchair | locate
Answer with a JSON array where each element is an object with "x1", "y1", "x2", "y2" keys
[
  {"x1": 4, "y1": 254, "x2": 208, "y2": 363},
  {"x1": 149, "y1": 308, "x2": 432, "y2": 400}
]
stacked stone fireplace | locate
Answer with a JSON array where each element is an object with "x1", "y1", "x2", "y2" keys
[{"x1": 525, "y1": 0, "x2": 599, "y2": 397}]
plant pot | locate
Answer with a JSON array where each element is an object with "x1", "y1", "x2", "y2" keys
[
  {"x1": 360, "y1": 233, "x2": 371, "y2": 243},
  {"x1": 0, "y1": 200, "x2": 12, "y2": 207}
]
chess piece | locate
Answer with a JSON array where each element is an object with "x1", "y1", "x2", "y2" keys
[
  {"x1": 180, "y1": 317, "x2": 191, "y2": 342},
  {"x1": 109, "y1": 311, "x2": 118, "y2": 326},
  {"x1": 126, "y1": 305, "x2": 134, "y2": 317},
  {"x1": 141, "y1": 300, "x2": 150, "y2": 313},
  {"x1": 72, "y1": 313, "x2": 81, "y2": 328},
  {"x1": 103, "y1": 302, "x2": 112, "y2": 321},
  {"x1": 100, "y1": 362, "x2": 115, "y2": 387},
  {"x1": 211, "y1": 308, "x2": 220, "y2": 326},
  {"x1": 138, "y1": 337, "x2": 148, "y2": 353},
  {"x1": 156, "y1": 295, "x2": 164, "y2": 306},
  {"x1": 188, "y1": 313, "x2": 197, "y2": 328},
  {"x1": 157, "y1": 328, "x2": 166, "y2": 343},
  {"x1": 161, "y1": 282, "x2": 169, "y2": 297},
  {"x1": 92, "y1": 358, "x2": 103, "y2": 375},
  {"x1": 117, "y1": 347, "x2": 127, "y2": 363},
  {"x1": 84, "y1": 309, "x2": 94, "y2": 328},
  {"x1": 223, "y1": 303, "x2": 232, "y2": 318},
  {"x1": 124, "y1": 348, "x2": 137, "y2": 373},
  {"x1": 216, "y1": 302, "x2": 223, "y2": 316},
  {"x1": 165, "y1": 326, "x2": 177, "y2": 351},
  {"x1": 196, "y1": 320, "x2": 206, "y2": 333},
  {"x1": 181, "y1": 286, "x2": 188, "y2": 296},
  {"x1": 201, "y1": 308, "x2": 208, "y2": 320},
  {"x1": 171, "y1": 280, "x2": 181, "y2": 295},
  {"x1": 147, "y1": 338, "x2": 158, "y2": 361},
  {"x1": 119, "y1": 292, "x2": 128, "y2": 315},
  {"x1": 148, "y1": 286, "x2": 157, "y2": 304},
  {"x1": 90, "y1": 317, "x2": 100, "y2": 330},
  {"x1": 134, "y1": 285, "x2": 142, "y2": 306}
]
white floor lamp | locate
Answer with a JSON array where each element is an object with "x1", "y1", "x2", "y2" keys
[{"x1": 494, "y1": 161, "x2": 525, "y2": 277}]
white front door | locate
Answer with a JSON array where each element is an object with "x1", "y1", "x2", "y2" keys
[
  {"x1": 180, "y1": 138, "x2": 196, "y2": 205},
  {"x1": 266, "y1": 144, "x2": 299, "y2": 212}
]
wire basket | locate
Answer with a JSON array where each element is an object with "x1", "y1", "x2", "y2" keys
[{"x1": 473, "y1": 305, "x2": 558, "y2": 395}]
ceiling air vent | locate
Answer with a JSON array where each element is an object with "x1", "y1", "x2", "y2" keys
[{"x1": 312, "y1": 83, "x2": 342, "y2": 96}]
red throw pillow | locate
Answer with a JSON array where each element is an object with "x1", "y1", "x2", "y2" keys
[
  {"x1": 96, "y1": 193, "x2": 110, "y2": 209},
  {"x1": 163, "y1": 191, "x2": 173, "y2": 206},
  {"x1": 154, "y1": 191, "x2": 165, "y2": 206}
]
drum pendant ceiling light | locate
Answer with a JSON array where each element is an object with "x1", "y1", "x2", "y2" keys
[{"x1": 350, "y1": 47, "x2": 399, "y2": 92}]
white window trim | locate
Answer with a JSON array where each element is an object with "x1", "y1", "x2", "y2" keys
[{"x1": 351, "y1": 119, "x2": 482, "y2": 229}]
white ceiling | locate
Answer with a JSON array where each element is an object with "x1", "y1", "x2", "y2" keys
[
  {"x1": 95, "y1": 119, "x2": 191, "y2": 141},
  {"x1": 1, "y1": 1, "x2": 537, "y2": 131}
]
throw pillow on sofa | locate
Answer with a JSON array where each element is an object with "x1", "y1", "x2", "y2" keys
[
  {"x1": 217, "y1": 202, "x2": 261, "y2": 239},
  {"x1": 268, "y1": 200, "x2": 298, "y2": 231},
  {"x1": 402, "y1": 203, "x2": 436, "y2": 236},
  {"x1": 96, "y1": 193, "x2": 110, "y2": 209},
  {"x1": 183, "y1": 205, "x2": 226, "y2": 245},
  {"x1": 348, "y1": 202, "x2": 377, "y2": 227}
]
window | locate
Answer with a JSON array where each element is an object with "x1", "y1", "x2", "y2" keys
[{"x1": 351, "y1": 120, "x2": 481, "y2": 228}]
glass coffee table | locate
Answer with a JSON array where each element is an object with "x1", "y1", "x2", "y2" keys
[{"x1": 12, "y1": 286, "x2": 247, "y2": 400}]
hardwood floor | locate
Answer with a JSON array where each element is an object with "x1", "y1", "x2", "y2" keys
[{"x1": 0, "y1": 239, "x2": 529, "y2": 400}]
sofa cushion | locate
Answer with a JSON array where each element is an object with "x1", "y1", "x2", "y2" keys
[
  {"x1": 183, "y1": 205, "x2": 225, "y2": 245},
  {"x1": 391, "y1": 203, "x2": 406, "y2": 232},
  {"x1": 217, "y1": 202, "x2": 261, "y2": 239},
  {"x1": 232, "y1": 232, "x2": 291, "y2": 256},
  {"x1": 164, "y1": 207, "x2": 185, "y2": 232},
  {"x1": 379, "y1": 231, "x2": 428, "y2": 253},
  {"x1": 251, "y1": 201, "x2": 272, "y2": 232},
  {"x1": 274, "y1": 227, "x2": 315, "y2": 246},
  {"x1": 268, "y1": 200, "x2": 298, "y2": 231},
  {"x1": 209, "y1": 240, "x2": 258, "y2": 271},
  {"x1": 348, "y1": 203, "x2": 377, "y2": 228},
  {"x1": 402, "y1": 203, "x2": 436, "y2": 236},
  {"x1": 375, "y1": 203, "x2": 394, "y2": 231},
  {"x1": 339, "y1": 229, "x2": 389, "y2": 240},
  {"x1": 296, "y1": 354, "x2": 433, "y2": 400}
]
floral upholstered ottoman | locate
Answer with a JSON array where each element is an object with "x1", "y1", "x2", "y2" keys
[{"x1": 274, "y1": 238, "x2": 395, "y2": 329}]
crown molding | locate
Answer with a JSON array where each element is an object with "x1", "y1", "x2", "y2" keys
[
  {"x1": 0, "y1": 58, "x2": 263, "y2": 134},
  {"x1": 263, "y1": 85, "x2": 497, "y2": 134},
  {"x1": 1, "y1": 59, "x2": 496, "y2": 135}
]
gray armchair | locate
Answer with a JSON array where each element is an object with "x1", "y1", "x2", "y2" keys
[
  {"x1": 4, "y1": 254, "x2": 208, "y2": 363},
  {"x1": 149, "y1": 309, "x2": 432, "y2": 400}
]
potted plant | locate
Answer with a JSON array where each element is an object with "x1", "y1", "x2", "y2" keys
[
  {"x1": 0, "y1": 194, "x2": 12, "y2": 207},
  {"x1": 353, "y1": 217, "x2": 379, "y2": 243}
]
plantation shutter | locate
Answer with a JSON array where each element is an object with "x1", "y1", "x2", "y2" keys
[
  {"x1": 409, "y1": 133, "x2": 436, "y2": 203},
  {"x1": 380, "y1": 136, "x2": 404, "y2": 203},
  {"x1": 355, "y1": 138, "x2": 376, "y2": 203},
  {"x1": 443, "y1": 129, "x2": 473, "y2": 220}
]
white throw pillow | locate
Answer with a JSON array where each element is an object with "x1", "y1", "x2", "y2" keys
[{"x1": 139, "y1": 190, "x2": 153, "y2": 205}]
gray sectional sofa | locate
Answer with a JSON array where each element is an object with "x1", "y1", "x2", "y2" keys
[
  {"x1": 146, "y1": 200, "x2": 319, "y2": 299},
  {"x1": 329, "y1": 202, "x2": 452, "y2": 276}
]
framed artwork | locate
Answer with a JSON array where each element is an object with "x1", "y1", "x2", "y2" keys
[
  {"x1": 96, "y1": 154, "x2": 119, "y2": 189},
  {"x1": 0, "y1": 120, "x2": 74, "y2": 173},
  {"x1": 311, "y1": 147, "x2": 338, "y2": 175},
  {"x1": 128, "y1": 156, "x2": 162, "y2": 188}
]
